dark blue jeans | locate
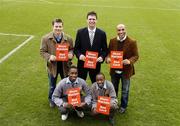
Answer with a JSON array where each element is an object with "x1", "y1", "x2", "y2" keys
[
  {"x1": 48, "y1": 72, "x2": 64, "y2": 104},
  {"x1": 111, "y1": 73, "x2": 130, "y2": 109}
]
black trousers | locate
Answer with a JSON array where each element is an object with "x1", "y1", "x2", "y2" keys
[
  {"x1": 77, "y1": 64, "x2": 101, "y2": 83},
  {"x1": 58, "y1": 97, "x2": 91, "y2": 115}
]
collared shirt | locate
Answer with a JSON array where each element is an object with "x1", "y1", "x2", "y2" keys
[
  {"x1": 88, "y1": 27, "x2": 96, "y2": 33},
  {"x1": 66, "y1": 77, "x2": 78, "y2": 87},
  {"x1": 54, "y1": 32, "x2": 64, "y2": 43},
  {"x1": 95, "y1": 82, "x2": 107, "y2": 90},
  {"x1": 117, "y1": 35, "x2": 127, "y2": 42},
  {"x1": 88, "y1": 27, "x2": 96, "y2": 38},
  {"x1": 94, "y1": 82, "x2": 108, "y2": 96},
  {"x1": 52, "y1": 77, "x2": 91, "y2": 107},
  {"x1": 66, "y1": 77, "x2": 78, "y2": 84}
]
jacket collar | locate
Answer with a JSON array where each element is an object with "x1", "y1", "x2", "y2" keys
[
  {"x1": 66, "y1": 77, "x2": 79, "y2": 84},
  {"x1": 47, "y1": 32, "x2": 68, "y2": 41},
  {"x1": 117, "y1": 35, "x2": 127, "y2": 42},
  {"x1": 95, "y1": 80, "x2": 107, "y2": 90}
]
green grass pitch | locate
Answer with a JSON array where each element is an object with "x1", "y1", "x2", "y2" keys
[{"x1": 0, "y1": 0, "x2": 180, "y2": 126}]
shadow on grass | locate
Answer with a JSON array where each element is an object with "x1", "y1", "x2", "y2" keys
[{"x1": 60, "y1": 110, "x2": 111, "y2": 126}]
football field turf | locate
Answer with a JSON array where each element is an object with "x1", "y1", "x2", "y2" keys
[{"x1": 0, "y1": 0, "x2": 180, "y2": 126}]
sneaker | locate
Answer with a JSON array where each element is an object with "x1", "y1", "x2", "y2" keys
[
  {"x1": 119, "y1": 107, "x2": 126, "y2": 114},
  {"x1": 75, "y1": 110, "x2": 84, "y2": 118},
  {"x1": 61, "y1": 113, "x2": 69, "y2": 121}
]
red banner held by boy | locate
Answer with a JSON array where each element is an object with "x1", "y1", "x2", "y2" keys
[
  {"x1": 96, "y1": 96, "x2": 111, "y2": 115},
  {"x1": 67, "y1": 88, "x2": 81, "y2": 106}
]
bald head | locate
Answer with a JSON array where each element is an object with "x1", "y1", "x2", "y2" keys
[
  {"x1": 116, "y1": 24, "x2": 126, "y2": 40},
  {"x1": 117, "y1": 24, "x2": 126, "y2": 29}
]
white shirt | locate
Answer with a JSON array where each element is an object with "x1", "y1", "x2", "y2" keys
[
  {"x1": 117, "y1": 35, "x2": 127, "y2": 42},
  {"x1": 66, "y1": 77, "x2": 79, "y2": 85},
  {"x1": 88, "y1": 27, "x2": 96, "y2": 38}
]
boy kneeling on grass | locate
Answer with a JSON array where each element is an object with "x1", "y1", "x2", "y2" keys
[
  {"x1": 91, "y1": 73, "x2": 118, "y2": 126},
  {"x1": 52, "y1": 65, "x2": 91, "y2": 120}
]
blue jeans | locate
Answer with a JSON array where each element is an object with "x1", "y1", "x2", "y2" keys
[
  {"x1": 48, "y1": 72, "x2": 64, "y2": 104},
  {"x1": 111, "y1": 73, "x2": 130, "y2": 109}
]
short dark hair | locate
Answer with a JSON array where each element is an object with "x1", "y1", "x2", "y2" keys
[
  {"x1": 96, "y1": 72, "x2": 105, "y2": 79},
  {"x1": 69, "y1": 65, "x2": 78, "y2": 71},
  {"x1": 87, "y1": 11, "x2": 97, "y2": 19},
  {"x1": 52, "y1": 18, "x2": 63, "y2": 25}
]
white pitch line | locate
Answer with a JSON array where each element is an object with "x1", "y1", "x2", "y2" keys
[
  {"x1": 39, "y1": 0, "x2": 54, "y2": 4},
  {"x1": 0, "y1": 34, "x2": 34, "y2": 64},
  {"x1": 0, "y1": 32, "x2": 32, "y2": 37}
]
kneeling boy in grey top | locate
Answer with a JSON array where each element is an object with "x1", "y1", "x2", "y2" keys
[
  {"x1": 52, "y1": 65, "x2": 91, "y2": 121},
  {"x1": 91, "y1": 73, "x2": 118, "y2": 126}
]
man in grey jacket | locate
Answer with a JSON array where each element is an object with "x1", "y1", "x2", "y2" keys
[
  {"x1": 52, "y1": 65, "x2": 91, "y2": 121},
  {"x1": 91, "y1": 73, "x2": 118, "y2": 126}
]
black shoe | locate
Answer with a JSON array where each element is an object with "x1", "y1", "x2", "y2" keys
[
  {"x1": 109, "y1": 117, "x2": 115, "y2": 126},
  {"x1": 119, "y1": 107, "x2": 126, "y2": 114}
]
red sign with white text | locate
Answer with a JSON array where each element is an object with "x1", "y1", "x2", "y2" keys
[
  {"x1": 67, "y1": 88, "x2": 81, "y2": 106},
  {"x1": 56, "y1": 44, "x2": 69, "y2": 61},
  {"x1": 96, "y1": 96, "x2": 111, "y2": 115},
  {"x1": 84, "y1": 51, "x2": 98, "y2": 69},
  {"x1": 110, "y1": 51, "x2": 123, "y2": 69}
]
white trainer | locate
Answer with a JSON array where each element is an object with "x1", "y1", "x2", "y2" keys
[{"x1": 61, "y1": 113, "x2": 68, "y2": 121}]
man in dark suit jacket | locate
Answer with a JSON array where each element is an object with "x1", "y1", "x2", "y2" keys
[
  {"x1": 74, "y1": 11, "x2": 108, "y2": 83},
  {"x1": 106, "y1": 24, "x2": 139, "y2": 114}
]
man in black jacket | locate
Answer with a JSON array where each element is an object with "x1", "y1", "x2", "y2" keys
[{"x1": 74, "y1": 11, "x2": 108, "y2": 83}]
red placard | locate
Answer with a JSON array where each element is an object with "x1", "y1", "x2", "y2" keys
[
  {"x1": 110, "y1": 51, "x2": 123, "y2": 69},
  {"x1": 96, "y1": 96, "x2": 111, "y2": 115},
  {"x1": 56, "y1": 44, "x2": 69, "y2": 61},
  {"x1": 67, "y1": 88, "x2": 81, "y2": 106},
  {"x1": 84, "y1": 51, "x2": 98, "y2": 69}
]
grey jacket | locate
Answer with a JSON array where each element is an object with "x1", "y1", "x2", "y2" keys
[
  {"x1": 91, "y1": 80, "x2": 118, "y2": 109},
  {"x1": 52, "y1": 77, "x2": 91, "y2": 107}
]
